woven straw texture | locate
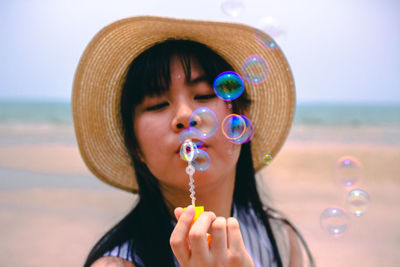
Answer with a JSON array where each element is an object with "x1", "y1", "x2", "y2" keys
[{"x1": 72, "y1": 16, "x2": 295, "y2": 193}]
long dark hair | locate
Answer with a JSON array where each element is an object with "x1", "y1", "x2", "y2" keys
[{"x1": 84, "y1": 39, "x2": 313, "y2": 267}]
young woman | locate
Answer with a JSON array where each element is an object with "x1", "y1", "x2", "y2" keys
[{"x1": 72, "y1": 16, "x2": 314, "y2": 267}]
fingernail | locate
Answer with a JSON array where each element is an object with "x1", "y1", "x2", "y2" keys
[{"x1": 185, "y1": 205, "x2": 195, "y2": 214}]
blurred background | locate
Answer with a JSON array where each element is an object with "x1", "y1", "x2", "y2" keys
[{"x1": 0, "y1": 0, "x2": 399, "y2": 266}]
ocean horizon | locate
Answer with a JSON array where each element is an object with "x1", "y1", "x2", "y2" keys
[
  {"x1": 1, "y1": 100, "x2": 399, "y2": 145},
  {"x1": 1, "y1": 99, "x2": 399, "y2": 125}
]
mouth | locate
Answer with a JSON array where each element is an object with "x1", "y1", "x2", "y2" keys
[{"x1": 175, "y1": 141, "x2": 208, "y2": 154}]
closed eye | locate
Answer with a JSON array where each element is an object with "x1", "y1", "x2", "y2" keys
[
  {"x1": 195, "y1": 94, "x2": 217, "y2": 101},
  {"x1": 145, "y1": 102, "x2": 169, "y2": 111}
]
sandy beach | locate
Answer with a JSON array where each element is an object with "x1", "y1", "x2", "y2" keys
[{"x1": 0, "y1": 138, "x2": 399, "y2": 266}]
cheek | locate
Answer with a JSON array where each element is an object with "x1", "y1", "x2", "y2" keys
[
  {"x1": 134, "y1": 116, "x2": 162, "y2": 158},
  {"x1": 133, "y1": 115, "x2": 173, "y2": 173},
  {"x1": 214, "y1": 103, "x2": 242, "y2": 166},
  {"x1": 215, "y1": 133, "x2": 241, "y2": 161}
]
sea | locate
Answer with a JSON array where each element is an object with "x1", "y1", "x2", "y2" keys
[{"x1": 0, "y1": 100, "x2": 399, "y2": 145}]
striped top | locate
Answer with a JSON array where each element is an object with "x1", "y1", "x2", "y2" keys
[{"x1": 103, "y1": 203, "x2": 278, "y2": 267}]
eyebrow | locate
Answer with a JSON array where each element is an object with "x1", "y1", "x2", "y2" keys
[{"x1": 186, "y1": 75, "x2": 208, "y2": 86}]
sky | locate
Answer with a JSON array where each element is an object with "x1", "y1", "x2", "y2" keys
[{"x1": 0, "y1": 0, "x2": 399, "y2": 103}]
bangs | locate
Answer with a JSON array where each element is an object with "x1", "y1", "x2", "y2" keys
[{"x1": 123, "y1": 39, "x2": 237, "y2": 107}]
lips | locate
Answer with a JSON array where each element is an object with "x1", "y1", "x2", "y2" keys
[{"x1": 175, "y1": 141, "x2": 208, "y2": 154}]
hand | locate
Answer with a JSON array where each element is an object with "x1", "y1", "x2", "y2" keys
[{"x1": 170, "y1": 206, "x2": 255, "y2": 267}]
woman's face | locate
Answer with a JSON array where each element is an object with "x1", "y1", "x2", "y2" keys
[{"x1": 133, "y1": 55, "x2": 241, "y2": 192}]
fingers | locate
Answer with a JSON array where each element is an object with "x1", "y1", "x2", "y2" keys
[
  {"x1": 189, "y1": 211, "x2": 216, "y2": 260},
  {"x1": 174, "y1": 207, "x2": 184, "y2": 220},
  {"x1": 171, "y1": 207, "x2": 216, "y2": 264},
  {"x1": 209, "y1": 217, "x2": 228, "y2": 255},
  {"x1": 172, "y1": 211, "x2": 253, "y2": 266},
  {"x1": 170, "y1": 206, "x2": 195, "y2": 262},
  {"x1": 226, "y1": 217, "x2": 246, "y2": 252}
]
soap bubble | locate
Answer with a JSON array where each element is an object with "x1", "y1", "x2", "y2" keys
[
  {"x1": 263, "y1": 154, "x2": 273, "y2": 165},
  {"x1": 334, "y1": 156, "x2": 363, "y2": 189},
  {"x1": 221, "y1": 114, "x2": 246, "y2": 140},
  {"x1": 213, "y1": 71, "x2": 245, "y2": 101},
  {"x1": 192, "y1": 149, "x2": 210, "y2": 171},
  {"x1": 189, "y1": 107, "x2": 218, "y2": 138},
  {"x1": 257, "y1": 17, "x2": 286, "y2": 44},
  {"x1": 347, "y1": 189, "x2": 370, "y2": 217},
  {"x1": 230, "y1": 115, "x2": 254, "y2": 144},
  {"x1": 320, "y1": 207, "x2": 350, "y2": 237},
  {"x1": 221, "y1": 0, "x2": 244, "y2": 17},
  {"x1": 180, "y1": 140, "x2": 197, "y2": 162},
  {"x1": 254, "y1": 28, "x2": 278, "y2": 49},
  {"x1": 241, "y1": 55, "x2": 269, "y2": 84},
  {"x1": 179, "y1": 128, "x2": 204, "y2": 148}
]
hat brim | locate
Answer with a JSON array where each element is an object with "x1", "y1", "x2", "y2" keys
[{"x1": 72, "y1": 16, "x2": 295, "y2": 193}]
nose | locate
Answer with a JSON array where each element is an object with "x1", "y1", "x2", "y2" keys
[{"x1": 171, "y1": 102, "x2": 197, "y2": 132}]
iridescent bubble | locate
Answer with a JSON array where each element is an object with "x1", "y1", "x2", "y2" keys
[
  {"x1": 180, "y1": 140, "x2": 197, "y2": 162},
  {"x1": 222, "y1": 114, "x2": 246, "y2": 140},
  {"x1": 320, "y1": 207, "x2": 350, "y2": 237},
  {"x1": 220, "y1": 0, "x2": 244, "y2": 18},
  {"x1": 192, "y1": 149, "x2": 210, "y2": 171},
  {"x1": 347, "y1": 189, "x2": 370, "y2": 217},
  {"x1": 241, "y1": 55, "x2": 269, "y2": 84},
  {"x1": 257, "y1": 17, "x2": 286, "y2": 44},
  {"x1": 263, "y1": 154, "x2": 273, "y2": 165},
  {"x1": 213, "y1": 71, "x2": 245, "y2": 101},
  {"x1": 254, "y1": 28, "x2": 277, "y2": 49},
  {"x1": 333, "y1": 156, "x2": 363, "y2": 189},
  {"x1": 189, "y1": 107, "x2": 218, "y2": 139},
  {"x1": 179, "y1": 128, "x2": 204, "y2": 148},
  {"x1": 230, "y1": 115, "x2": 254, "y2": 144}
]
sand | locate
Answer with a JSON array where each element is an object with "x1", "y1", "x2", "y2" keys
[
  {"x1": 263, "y1": 141, "x2": 400, "y2": 267},
  {"x1": 0, "y1": 144, "x2": 91, "y2": 176},
  {"x1": 0, "y1": 141, "x2": 399, "y2": 266}
]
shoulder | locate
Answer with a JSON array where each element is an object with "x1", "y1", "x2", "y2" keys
[
  {"x1": 91, "y1": 256, "x2": 136, "y2": 267},
  {"x1": 266, "y1": 209, "x2": 305, "y2": 267}
]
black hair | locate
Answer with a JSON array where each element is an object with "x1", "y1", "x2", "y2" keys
[{"x1": 83, "y1": 39, "x2": 314, "y2": 267}]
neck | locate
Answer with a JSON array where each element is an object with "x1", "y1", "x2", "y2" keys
[{"x1": 160, "y1": 169, "x2": 236, "y2": 219}]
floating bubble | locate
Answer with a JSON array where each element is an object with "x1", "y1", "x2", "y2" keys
[
  {"x1": 230, "y1": 115, "x2": 254, "y2": 144},
  {"x1": 334, "y1": 156, "x2": 363, "y2": 189},
  {"x1": 213, "y1": 71, "x2": 245, "y2": 101},
  {"x1": 254, "y1": 28, "x2": 277, "y2": 49},
  {"x1": 221, "y1": 0, "x2": 244, "y2": 18},
  {"x1": 180, "y1": 140, "x2": 197, "y2": 162},
  {"x1": 347, "y1": 189, "x2": 370, "y2": 217},
  {"x1": 189, "y1": 107, "x2": 218, "y2": 139},
  {"x1": 320, "y1": 207, "x2": 350, "y2": 237},
  {"x1": 241, "y1": 55, "x2": 269, "y2": 84},
  {"x1": 263, "y1": 154, "x2": 273, "y2": 165},
  {"x1": 221, "y1": 114, "x2": 246, "y2": 140},
  {"x1": 257, "y1": 17, "x2": 286, "y2": 44},
  {"x1": 192, "y1": 149, "x2": 210, "y2": 171},
  {"x1": 179, "y1": 128, "x2": 204, "y2": 148}
]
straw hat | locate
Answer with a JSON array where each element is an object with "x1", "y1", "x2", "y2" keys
[{"x1": 72, "y1": 16, "x2": 295, "y2": 193}]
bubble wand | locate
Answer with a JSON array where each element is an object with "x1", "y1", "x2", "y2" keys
[{"x1": 181, "y1": 139, "x2": 204, "y2": 220}]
